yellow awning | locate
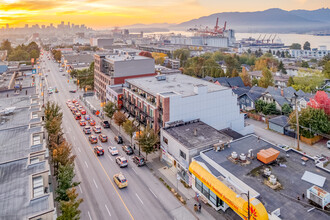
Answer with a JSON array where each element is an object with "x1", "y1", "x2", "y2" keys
[{"x1": 189, "y1": 161, "x2": 268, "y2": 220}]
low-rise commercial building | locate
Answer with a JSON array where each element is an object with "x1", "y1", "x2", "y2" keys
[
  {"x1": 106, "y1": 84, "x2": 124, "y2": 109},
  {"x1": 94, "y1": 53, "x2": 156, "y2": 101},
  {"x1": 189, "y1": 135, "x2": 330, "y2": 219},
  {"x1": 123, "y1": 74, "x2": 252, "y2": 134}
]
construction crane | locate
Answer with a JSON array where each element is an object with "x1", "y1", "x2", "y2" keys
[
  {"x1": 272, "y1": 34, "x2": 277, "y2": 44},
  {"x1": 196, "y1": 17, "x2": 227, "y2": 36},
  {"x1": 266, "y1": 34, "x2": 272, "y2": 44},
  {"x1": 261, "y1": 34, "x2": 267, "y2": 43},
  {"x1": 256, "y1": 34, "x2": 262, "y2": 43}
]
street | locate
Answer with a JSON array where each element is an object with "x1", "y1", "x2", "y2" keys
[{"x1": 40, "y1": 52, "x2": 196, "y2": 220}]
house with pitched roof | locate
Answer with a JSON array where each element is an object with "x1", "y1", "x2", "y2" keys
[{"x1": 236, "y1": 86, "x2": 266, "y2": 110}]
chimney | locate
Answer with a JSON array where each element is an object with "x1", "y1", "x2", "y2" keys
[
  {"x1": 281, "y1": 88, "x2": 284, "y2": 97},
  {"x1": 194, "y1": 128, "x2": 197, "y2": 136}
]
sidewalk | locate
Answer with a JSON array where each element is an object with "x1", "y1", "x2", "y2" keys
[{"x1": 78, "y1": 95, "x2": 225, "y2": 220}]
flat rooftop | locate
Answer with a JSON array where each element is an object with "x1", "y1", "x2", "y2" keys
[
  {"x1": 0, "y1": 159, "x2": 51, "y2": 219},
  {"x1": 200, "y1": 135, "x2": 330, "y2": 219},
  {"x1": 104, "y1": 54, "x2": 151, "y2": 62},
  {"x1": 163, "y1": 120, "x2": 231, "y2": 149},
  {"x1": 126, "y1": 74, "x2": 228, "y2": 97}
]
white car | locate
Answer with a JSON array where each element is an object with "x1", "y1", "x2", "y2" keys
[
  {"x1": 108, "y1": 146, "x2": 118, "y2": 156},
  {"x1": 327, "y1": 140, "x2": 330, "y2": 149}
]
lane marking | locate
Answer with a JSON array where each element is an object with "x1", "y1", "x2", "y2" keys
[
  {"x1": 84, "y1": 161, "x2": 89, "y2": 168},
  {"x1": 105, "y1": 204, "x2": 112, "y2": 217},
  {"x1": 135, "y1": 193, "x2": 144, "y2": 205},
  {"x1": 93, "y1": 178, "x2": 98, "y2": 189},
  {"x1": 79, "y1": 185, "x2": 83, "y2": 194},
  {"x1": 78, "y1": 147, "x2": 81, "y2": 153},
  {"x1": 132, "y1": 168, "x2": 137, "y2": 175},
  {"x1": 88, "y1": 211, "x2": 92, "y2": 220},
  {"x1": 149, "y1": 188, "x2": 158, "y2": 199},
  {"x1": 107, "y1": 154, "x2": 113, "y2": 161}
]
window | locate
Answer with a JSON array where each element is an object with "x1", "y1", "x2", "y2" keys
[
  {"x1": 32, "y1": 176, "x2": 44, "y2": 197},
  {"x1": 31, "y1": 112, "x2": 38, "y2": 119},
  {"x1": 149, "y1": 109, "x2": 154, "y2": 117},
  {"x1": 195, "y1": 176, "x2": 223, "y2": 208},
  {"x1": 180, "y1": 150, "x2": 186, "y2": 160},
  {"x1": 32, "y1": 134, "x2": 41, "y2": 145},
  {"x1": 30, "y1": 157, "x2": 40, "y2": 164},
  {"x1": 163, "y1": 137, "x2": 168, "y2": 145},
  {"x1": 195, "y1": 177, "x2": 202, "y2": 192}
]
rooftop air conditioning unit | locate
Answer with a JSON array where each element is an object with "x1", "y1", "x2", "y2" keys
[
  {"x1": 264, "y1": 168, "x2": 271, "y2": 176},
  {"x1": 269, "y1": 175, "x2": 277, "y2": 185},
  {"x1": 240, "y1": 153, "x2": 246, "y2": 161},
  {"x1": 231, "y1": 152, "x2": 238, "y2": 160}
]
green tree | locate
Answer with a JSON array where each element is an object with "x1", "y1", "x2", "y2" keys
[
  {"x1": 225, "y1": 56, "x2": 240, "y2": 77},
  {"x1": 288, "y1": 76, "x2": 294, "y2": 86},
  {"x1": 8, "y1": 49, "x2": 30, "y2": 61},
  {"x1": 123, "y1": 119, "x2": 138, "y2": 145},
  {"x1": 57, "y1": 188, "x2": 83, "y2": 220},
  {"x1": 252, "y1": 78, "x2": 259, "y2": 86},
  {"x1": 289, "y1": 107, "x2": 330, "y2": 138},
  {"x1": 103, "y1": 101, "x2": 117, "y2": 124},
  {"x1": 290, "y1": 43, "x2": 302, "y2": 50},
  {"x1": 173, "y1": 49, "x2": 190, "y2": 67},
  {"x1": 255, "y1": 100, "x2": 266, "y2": 113},
  {"x1": 258, "y1": 68, "x2": 274, "y2": 88},
  {"x1": 322, "y1": 61, "x2": 330, "y2": 78},
  {"x1": 113, "y1": 111, "x2": 126, "y2": 134},
  {"x1": 44, "y1": 101, "x2": 63, "y2": 123},
  {"x1": 301, "y1": 61, "x2": 309, "y2": 68},
  {"x1": 278, "y1": 61, "x2": 287, "y2": 74},
  {"x1": 1, "y1": 39, "x2": 12, "y2": 55},
  {"x1": 56, "y1": 164, "x2": 80, "y2": 201},
  {"x1": 263, "y1": 103, "x2": 278, "y2": 115},
  {"x1": 30, "y1": 49, "x2": 39, "y2": 60},
  {"x1": 291, "y1": 73, "x2": 325, "y2": 93},
  {"x1": 136, "y1": 127, "x2": 159, "y2": 161},
  {"x1": 303, "y1": 41, "x2": 311, "y2": 50},
  {"x1": 282, "y1": 103, "x2": 292, "y2": 116}
]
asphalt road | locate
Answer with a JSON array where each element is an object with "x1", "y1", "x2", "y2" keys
[{"x1": 40, "y1": 52, "x2": 195, "y2": 220}]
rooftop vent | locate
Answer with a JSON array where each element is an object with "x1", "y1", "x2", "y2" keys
[
  {"x1": 231, "y1": 152, "x2": 238, "y2": 160},
  {"x1": 155, "y1": 75, "x2": 166, "y2": 81}
]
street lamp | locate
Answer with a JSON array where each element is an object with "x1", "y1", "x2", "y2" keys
[{"x1": 237, "y1": 191, "x2": 250, "y2": 220}]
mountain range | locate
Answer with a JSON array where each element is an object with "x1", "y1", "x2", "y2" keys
[{"x1": 124, "y1": 8, "x2": 330, "y2": 33}]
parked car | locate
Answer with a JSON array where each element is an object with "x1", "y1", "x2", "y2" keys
[
  {"x1": 93, "y1": 126, "x2": 102, "y2": 133},
  {"x1": 94, "y1": 146, "x2": 104, "y2": 156},
  {"x1": 116, "y1": 156, "x2": 128, "y2": 168},
  {"x1": 132, "y1": 156, "x2": 145, "y2": 167},
  {"x1": 122, "y1": 145, "x2": 133, "y2": 155},
  {"x1": 99, "y1": 134, "x2": 108, "y2": 142},
  {"x1": 102, "y1": 121, "x2": 110, "y2": 128},
  {"x1": 108, "y1": 146, "x2": 118, "y2": 156},
  {"x1": 113, "y1": 173, "x2": 127, "y2": 189},
  {"x1": 79, "y1": 120, "x2": 86, "y2": 126},
  {"x1": 114, "y1": 136, "x2": 123, "y2": 144},
  {"x1": 89, "y1": 135, "x2": 98, "y2": 144},
  {"x1": 83, "y1": 126, "x2": 91, "y2": 134}
]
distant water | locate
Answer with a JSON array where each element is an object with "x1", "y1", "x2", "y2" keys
[{"x1": 144, "y1": 31, "x2": 330, "y2": 49}]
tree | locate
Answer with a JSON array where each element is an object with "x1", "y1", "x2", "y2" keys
[
  {"x1": 278, "y1": 61, "x2": 287, "y2": 74},
  {"x1": 290, "y1": 43, "x2": 302, "y2": 50},
  {"x1": 263, "y1": 103, "x2": 278, "y2": 115},
  {"x1": 258, "y1": 68, "x2": 274, "y2": 88},
  {"x1": 173, "y1": 49, "x2": 190, "y2": 67},
  {"x1": 303, "y1": 41, "x2": 311, "y2": 50},
  {"x1": 239, "y1": 67, "x2": 251, "y2": 87},
  {"x1": 231, "y1": 68, "x2": 239, "y2": 77},
  {"x1": 322, "y1": 61, "x2": 330, "y2": 78},
  {"x1": 255, "y1": 100, "x2": 266, "y2": 113},
  {"x1": 288, "y1": 76, "x2": 294, "y2": 86},
  {"x1": 289, "y1": 107, "x2": 330, "y2": 138},
  {"x1": 113, "y1": 111, "x2": 126, "y2": 134},
  {"x1": 136, "y1": 127, "x2": 159, "y2": 161},
  {"x1": 307, "y1": 91, "x2": 330, "y2": 116},
  {"x1": 138, "y1": 51, "x2": 153, "y2": 58},
  {"x1": 56, "y1": 164, "x2": 80, "y2": 201},
  {"x1": 44, "y1": 101, "x2": 63, "y2": 123},
  {"x1": 224, "y1": 55, "x2": 240, "y2": 77},
  {"x1": 252, "y1": 78, "x2": 259, "y2": 86},
  {"x1": 291, "y1": 73, "x2": 325, "y2": 93},
  {"x1": 103, "y1": 101, "x2": 117, "y2": 124},
  {"x1": 57, "y1": 187, "x2": 83, "y2": 220},
  {"x1": 1, "y1": 39, "x2": 12, "y2": 55},
  {"x1": 123, "y1": 119, "x2": 138, "y2": 145},
  {"x1": 301, "y1": 61, "x2": 309, "y2": 68},
  {"x1": 53, "y1": 141, "x2": 76, "y2": 170},
  {"x1": 282, "y1": 103, "x2": 292, "y2": 116}
]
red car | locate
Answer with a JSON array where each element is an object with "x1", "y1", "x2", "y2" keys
[
  {"x1": 72, "y1": 99, "x2": 77, "y2": 103},
  {"x1": 94, "y1": 146, "x2": 104, "y2": 156},
  {"x1": 89, "y1": 135, "x2": 98, "y2": 144},
  {"x1": 75, "y1": 113, "x2": 81, "y2": 120},
  {"x1": 80, "y1": 109, "x2": 86, "y2": 115},
  {"x1": 99, "y1": 134, "x2": 108, "y2": 142},
  {"x1": 89, "y1": 119, "x2": 96, "y2": 126},
  {"x1": 79, "y1": 119, "x2": 86, "y2": 126}
]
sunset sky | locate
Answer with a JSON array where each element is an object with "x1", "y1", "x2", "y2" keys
[{"x1": 0, "y1": 0, "x2": 327, "y2": 29}]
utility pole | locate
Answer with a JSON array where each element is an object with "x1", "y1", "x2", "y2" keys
[{"x1": 294, "y1": 93, "x2": 300, "y2": 151}]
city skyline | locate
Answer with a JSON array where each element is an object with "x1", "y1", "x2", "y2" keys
[{"x1": 0, "y1": 0, "x2": 328, "y2": 29}]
